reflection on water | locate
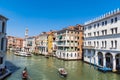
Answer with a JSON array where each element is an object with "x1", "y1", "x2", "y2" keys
[{"x1": 5, "y1": 52, "x2": 120, "y2": 80}]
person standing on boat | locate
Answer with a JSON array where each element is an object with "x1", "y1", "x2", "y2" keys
[{"x1": 22, "y1": 67, "x2": 28, "y2": 79}]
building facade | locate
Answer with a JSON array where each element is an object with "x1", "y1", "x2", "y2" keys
[
  {"x1": 83, "y1": 8, "x2": 120, "y2": 71},
  {"x1": 25, "y1": 37, "x2": 36, "y2": 52},
  {"x1": 38, "y1": 32, "x2": 48, "y2": 55},
  {"x1": 47, "y1": 31, "x2": 56, "y2": 56},
  {"x1": 56, "y1": 25, "x2": 83, "y2": 60},
  {"x1": 0, "y1": 15, "x2": 8, "y2": 70},
  {"x1": 7, "y1": 36, "x2": 23, "y2": 51}
]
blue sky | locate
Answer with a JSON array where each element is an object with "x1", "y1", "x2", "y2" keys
[{"x1": 0, "y1": 0, "x2": 120, "y2": 38}]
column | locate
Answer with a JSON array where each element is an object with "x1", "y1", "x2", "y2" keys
[
  {"x1": 45, "y1": 47, "x2": 46, "y2": 55},
  {"x1": 94, "y1": 51, "x2": 98, "y2": 65},
  {"x1": 103, "y1": 53, "x2": 106, "y2": 67},
  {"x1": 112, "y1": 54, "x2": 116, "y2": 72}
]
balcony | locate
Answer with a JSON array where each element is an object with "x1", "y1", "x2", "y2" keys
[{"x1": 83, "y1": 46, "x2": 95, "y2": 49}]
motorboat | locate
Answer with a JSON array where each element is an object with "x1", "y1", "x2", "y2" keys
[
  {"x1": 14, "y1": 51, "x2": 21, "y2": 56},
  {"x1": 19, "y1": 52, "x2": 32, "y2": 57},
  {"x1": 58, "y1": 68, "x2": 67, "y2": 77}
]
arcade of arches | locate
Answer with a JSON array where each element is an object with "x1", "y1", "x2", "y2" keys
[{"x1": 97, "y1": 52, "x2": 120, "y2": 71}]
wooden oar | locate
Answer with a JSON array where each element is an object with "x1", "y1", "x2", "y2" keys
[{"x1": 28, "y1": 75, "x2": 32, "y2": 80}]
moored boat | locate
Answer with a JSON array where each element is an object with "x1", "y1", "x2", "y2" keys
[
  {"x1": 14, "y1": 51, "x2": 21, "y2": 56},
  {"x1": 98, "y1": 67, "x2": 112, "y2": 73},
  {"x1": 58, "y1": 68, "x2": 67, "y2": 77},
  {"x1": 45, "y1": 56, "x2": 49, "y2": 59}
]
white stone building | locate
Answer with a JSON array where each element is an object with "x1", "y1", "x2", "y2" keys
[
  {"x1": 26, "y1": 37, "x2": 36, "y2": 52},
  {"x1": 0, "y1": 15, "x2": 8, "y2": 70},
  {"x1": 38, "y1": 32, "x2": 48, "y2": 55},
  {"x1": 83, "y1": 8, "x2": 120, "y2": 71},
  {"x1": 56, "y1": 26, "x2": 82, "y2": 60}
]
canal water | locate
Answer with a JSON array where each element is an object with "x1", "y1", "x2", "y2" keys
[{"x1": 5, "y1": 52, "x2": 120, "y2": 80}]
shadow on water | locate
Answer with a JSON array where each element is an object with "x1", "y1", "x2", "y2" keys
[{"x1": 5, "y1": 61, "x2": 20, "y2": 73}]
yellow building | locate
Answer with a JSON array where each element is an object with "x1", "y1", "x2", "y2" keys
[{"x1": 47, "y1": 31, "x2": 56, "y2": 55}]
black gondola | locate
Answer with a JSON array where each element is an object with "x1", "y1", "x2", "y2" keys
[{"x1": 22, "y1": 67, "x2": 28, "y2": 80}]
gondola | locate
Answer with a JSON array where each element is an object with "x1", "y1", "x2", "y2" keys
[
  {"x1": 22, "y1": 67, "x2": 28, "y2": 80},
  {"x1": 58, "y1": 68, "x2": 67, "y2": 77}
]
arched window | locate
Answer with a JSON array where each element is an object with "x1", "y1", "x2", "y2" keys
[
  {"x1": 105, "y1": 41, "x2": 107, "y2": 48},
  {"x1": 71, "y1": 53, "x2": 72, "y2": 57},
  {"x1": 1, "y1": 38, "x2": 4, "y2": 50},
  {"x1": 111, "y1": 41, "x2": 113, "y2": 48},
  {"x1": 63, "y1": 53, "x2": 65, "y2": 57},
  {"x1": 67, "y1": 53, "x2": 68, "y2": 57},
  {"x1": 75, "y1": 53, "x2": 76, "y2": 57},
  {"x1": 114, "y1": 40, "x2": 117, "y2": 48},
  {"x1": 2, "y1": 22, "x2": 5, "y2": 33},
  {"x1": 78, "y1": 53, "x2": 79, "y2": 57}
]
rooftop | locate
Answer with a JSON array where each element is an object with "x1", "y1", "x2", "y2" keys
[
  {"x1": 84, "y1": 8, "x2": 120, "y2": 26},
  {"x1": 0, "y1": 15, "x2": 8, "y2": 20}
]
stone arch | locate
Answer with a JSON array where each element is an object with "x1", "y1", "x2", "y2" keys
[
  {"x1": 98, "y1": 52, "x2": 103, "y2": 66},
  {"x1": 105, "y1": 53, "x2": 113, "y2": 68},
  {"x1": 115, "y1": 54, "x2": 120, "y2": 71}
]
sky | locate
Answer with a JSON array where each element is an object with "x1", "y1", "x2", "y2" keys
[{"x1": 0, "y1": 0, "x2": 120, "y2": 38}]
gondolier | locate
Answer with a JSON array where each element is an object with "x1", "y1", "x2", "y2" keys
[{"x1": 22, "y1": 67, "x2": 28, "y2": 80}]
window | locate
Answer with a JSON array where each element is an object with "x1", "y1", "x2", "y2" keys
[
  {"x1": 115, "y1": 17, "x2": 117, "y2": 22},
  {"x1": 0, "y1": 57, "x2": 3, "y2": 64},
  {"x1": 105, "y1": 30, "x2": 107, "y2": 35},
  {"x1": 111, "y1": 19, "x2": 113, "y2": 23},
  {"x1": 102, "y1": 41, "x2": 104, "y2": 48},
  {"x1": 67, "y1": 53, "x2": 68, "y2": 57},
  {"x1": 88, "y1": 26, "x2": 92, "y2": 30},
  {"x1": 102, "y1": 30, "x2": 104, "y2": 35},
  {"x1": 2, "y1": 22, "x2": 5, "y2": 33},
  {"x1": 94, "y1": 41, "x2": 96, "y2": 47},
  {"x1": 97, "y1": 41, "x2": 99, "y2": 48},
  {"x1": 105, "y1": 41, "x2": 107, "y2": 48},
  {"x1": 97, "y1": 23, "x2": 99, "y2": 27},
  {"x1": 90, "y1": 41, "x2": 91, "y2": 45},
  {"x1": 111, "y1": 28, "x2": 117, "y2": 34},
  {"x1": 84, "y1": 34, "x2": 86, "y2": 37},
  {"x1": 102, "y1": 22, "x2": 104, "y2": 26},
  {"x1": 63, "y1": 53, "x2": 65, "y2": 57},
  {"x1": 102, "y1": 30, "x2": 107, "y2": 35},
  {"x1": 111, "y1": 41, "x2": 113, "y2": 48},
  {"x1": 97, "y1": 31, "x2": 99, "y2": 36},
  {"x1": 115, "y1": 28, "x2": 117, "y2": 34},
  {"x1": 75, "y1": 53, "x2": 76, "y2": 57},
  {"x1": 111, "y1": 29, "x2": 114, "y2": 34},
  {"x1": 88, "y1": 33, "x2": 91, "y2": 37},
  {"x1": 94, "y1": 32, "x2": 96, "y2": 36},
  {"x1": 1, "y1": 38, "x2": 4, "y2": 50},
  {"x1": 71, "y1": 53, "x2": 72, "y2": 57},
  {"x1": 105, "y1": 21, "x2": 107, "y2": 25},
  {"x1": 94, "y1": 24, "x2": 96, "y2": 28},
  {"x1": 88, "y1": 41, "x2": 91, "y2": 45},
  {"x1": 84, "y1": 42, "x2": 86, "y2": 46},
  {"x1": 115, "y1": 40, "x2": 117, "y2": 48}
]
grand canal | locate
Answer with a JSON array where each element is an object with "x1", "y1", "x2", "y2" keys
[{"x1": 5, "y1": 52, "x2": 120, "y2": 80}]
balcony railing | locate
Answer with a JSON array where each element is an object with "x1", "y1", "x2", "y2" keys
[{"x1": 83, "y1": 46, "x2": 95, "y2": 49}]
